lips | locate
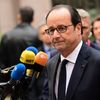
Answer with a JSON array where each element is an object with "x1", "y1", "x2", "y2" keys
[{"x1": 53, "y1": 41, "x2": 64, "y2": 45}]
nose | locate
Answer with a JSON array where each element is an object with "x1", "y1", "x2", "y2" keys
[{"x1": 53, "y1": 29, "x2": 60, "y2": 37}]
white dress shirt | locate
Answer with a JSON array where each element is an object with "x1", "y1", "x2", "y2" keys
[{"x1": 55, "y1": 40, "x2": 83, "y2": 99}]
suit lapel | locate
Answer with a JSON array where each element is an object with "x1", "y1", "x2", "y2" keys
[
  {"x1": 49, "y1": 54, "x2": 60, "y2": 100},
  {"x1": 66, "y1": 43, "x2": 90, "y2": 100}
]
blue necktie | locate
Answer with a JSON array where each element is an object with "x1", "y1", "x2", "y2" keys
[{"x1": 58, "y1": 59, "x2": 68, "y2": 100}]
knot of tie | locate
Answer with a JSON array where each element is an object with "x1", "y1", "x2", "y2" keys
[{"x1": 61, "y1": 59, "x2": 68, "y2": 66}]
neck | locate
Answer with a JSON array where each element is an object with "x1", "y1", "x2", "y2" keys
[{"x1": 60, "y1": 39, "x2": 81, "y2": 57}]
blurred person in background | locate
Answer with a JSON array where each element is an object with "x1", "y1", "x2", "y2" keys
[
  {"x1": 91, "y1": 15, "x2": 100, "y2": 50},
  {"x1": 38, "y1": 24, "x2": 58, "y2": 59},
  {"x1": 0, "y1": 6, "x2": 42, "y2": 83},
  {"x1": 77, "y1": 8, "x2": 91, "y2": 46},
  {"x1": 0, "y1": 6, "x2": 42, "y2": 70},
  {"x1": 0, "y1": 6, "x2": 48, "y2": 100}
]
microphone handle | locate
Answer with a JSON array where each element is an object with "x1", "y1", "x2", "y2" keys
[
  {"x1": 26, "y1": 69, "x2": 40, "y2": 79},
  {"x1": 1, "y1": 65, "x2": 15, "y2": 74},
  {"x1": 0, "y1": 82, "x2": 8, "y2": 87},
  {"x1": 33, "y1": 71, "x2": 40, "y2": 79},
  {"x1": 0, "y1": 79, "x2": 19, "y2": 100},
  {"x1": 0, "y1": 83, "x2": 12, "y2": 100}
]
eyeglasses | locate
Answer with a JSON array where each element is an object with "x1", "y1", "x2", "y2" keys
[
  {"x1": 82, "y1": 26, "x2": 89, "y2": 30},
  {"x1": 45, "y1": 24, "x2": 73, "y2": 35}
]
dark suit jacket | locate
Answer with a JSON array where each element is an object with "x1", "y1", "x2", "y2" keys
[
  {"x1": 91, "y1": 40, "x2": 100, "y2": 50},
  {"x1": 44, "y1": 43, "x2": 100, "y2": 100}
]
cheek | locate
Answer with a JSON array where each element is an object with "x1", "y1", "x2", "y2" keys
[
  {"x1": 47, "y1": 35, "x2": 51, "y2": 40},
  {"x1": 49, "y1": 36, "x2": 53, "y2": 41}
]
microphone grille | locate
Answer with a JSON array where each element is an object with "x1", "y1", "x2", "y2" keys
[
  {"x1": 26, "y1": 46, "x2": 38, "y2": 54},
  {"x1": 11, "y1": 63, "x2": 26, "y2": 80},
  {"x1": 20, "y1": 50, "x2": 35, "y2": 65},
  {"x1": 35, "y1": 51, "x2": 48, "y2": 66}
]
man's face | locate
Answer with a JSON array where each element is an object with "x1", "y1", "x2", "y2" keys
[
  {"x1": 93, "y1": 21, "x2": 100, "y2": 39},
  {"x1": 81, "y1": 17, "x2": 91, "y2": 42},
  {"x1": 46, "y1": 8, "x2": 82, "y2": 53},
  {"x1": 39, "y1": 25, "x2": 51, "y2": 45}
]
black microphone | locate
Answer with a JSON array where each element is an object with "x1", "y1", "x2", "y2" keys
[{"x1": 0, "y1": 63, "x2": 26, "y2": 100}]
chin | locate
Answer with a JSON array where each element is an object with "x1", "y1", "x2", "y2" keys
[{"x1": 55, "y1": 46, "x2": 64, "y2": 51}]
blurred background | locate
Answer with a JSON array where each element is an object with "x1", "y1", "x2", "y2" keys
[
  {"x1": 52, "y1": 0, "x2": 100, "y2": 20},
  {"x1": 0, "y1": 0, "x2": 99, "y2": 35}
]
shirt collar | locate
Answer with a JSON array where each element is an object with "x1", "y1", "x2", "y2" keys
[
  {"x1": 61, "y1": 40, "x2": 83, "y2": 64},
  {"x1": 43, "y1": 44, "x2": 50, "y2": 52}
]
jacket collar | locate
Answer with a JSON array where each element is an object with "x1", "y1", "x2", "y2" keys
[{"x1": 66, "y1": 43, "x2": 90, "y2": 100}]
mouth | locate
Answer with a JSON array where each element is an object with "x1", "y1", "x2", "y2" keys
[{"x1": 53, "y1": 41, "x2": 64, "y2": 45}]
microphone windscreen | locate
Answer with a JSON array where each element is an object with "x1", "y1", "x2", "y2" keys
[
  {"x1": 26, "y1": 46, "x2": 38, "y2": 55},
  {"x1": 11, "y1": 63, "x2": 26, "y2": 80},
  {"x1": 35, "y1": 51, "x2": 48, "y2": 67},
  {"x1": 20, "y1": 50, "x2": 35, "y2": 65}
]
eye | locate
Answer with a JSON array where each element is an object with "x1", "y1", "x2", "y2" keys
[
  {"x1": 49, "y1": 28, "x2": 55, "y2": 32},
  {"x1": 45, "y1": 27, "x2": 55, "y2": 35},
  {"x1": 57, "y1": 25, "x2": 67, "y2": 32},
  {"x1": 45, "y1": 29, "x2": 49, "y2": 34}
]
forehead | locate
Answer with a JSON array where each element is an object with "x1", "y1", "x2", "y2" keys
[
  {"x1": 93, "y1": 21, "x2": 100, "y2": 26},
  {"x1": 47, "y1": 8, "x2": 72, "y2": 26},
  {"x1": 40, "y1": 25, "x2": 48, "y2": 30},
  {"x1": 81, "y1": 17, "x2": 91, "y2": 26}
]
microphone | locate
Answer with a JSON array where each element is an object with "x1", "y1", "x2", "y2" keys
[
  {"x1": 25, "y1": 46, "x2": 38, "y2": 55},
  {"x1": 20, "y1": 50, "x2": 35, "y2": 65},
  {"x1": 0, "y1": 63, "x2": 26, "y2": 86},
  {"x1": 33, "y1": 51, "x2": 48, "y2": 78},
  {"x1": 20, "y1": 50, "x2": 48, "y2": 78},
  {"x1": 19, "y1": 50, "x2": 48, "y2": 95},
  {"x1": 11, "y1": 63, "x2": 26, "y2": 80},
  {"x1": 0, "y1": 46, "x2": 38, "y2": 77},
  {"x1": 20, "y1": 50, "x2": 35, "y2": 77},
  {"x1": 0, "y1": 63, "x2": 26, "y2": 100},
  {"x1": 0, "y1": 46, "x2": 37, "y2": 77}
]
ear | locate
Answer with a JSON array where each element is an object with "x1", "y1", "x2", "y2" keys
[{"x1": 75, "y1": 23, "x2": 82, "y2": 34}]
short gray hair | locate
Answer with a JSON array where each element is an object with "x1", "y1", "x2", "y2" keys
[{"x1": 77, "y1": 8, "x2": 90, "y2": 18}]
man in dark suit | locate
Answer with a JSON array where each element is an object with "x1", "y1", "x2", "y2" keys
[
  {"x1": 0, "y1": 6, "x2": 42, "y2": 69},
  {"x1": 41, "y1": 5, "x2": 100, "y2": 100}
]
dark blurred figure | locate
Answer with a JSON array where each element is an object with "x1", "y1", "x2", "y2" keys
[
  {"x1": 38, "y1": 24, "x2": 58, "y2": 59},
  {"x1": 0, "y1": 6, "x2": 42, "y2": 69},
  {"x1": 91, "y1": 15, "x2": 100, "y2": 50},
  {"x1": 10, "y1": 69, "x2": 48, "y2": 100}
]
